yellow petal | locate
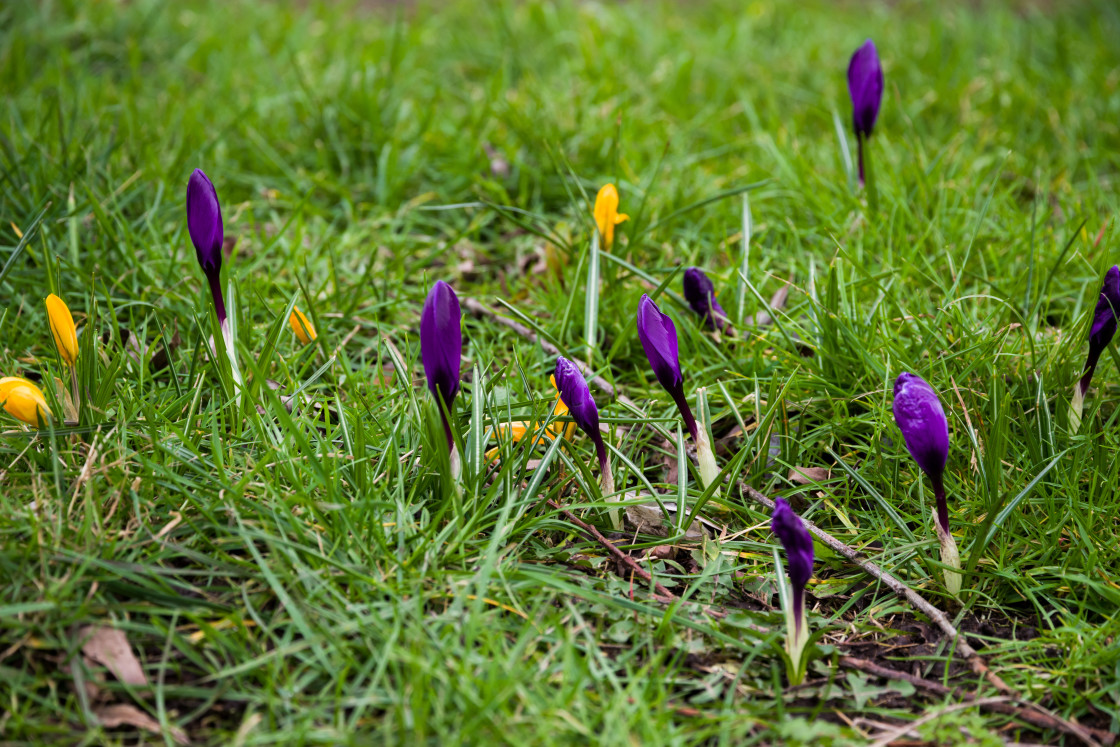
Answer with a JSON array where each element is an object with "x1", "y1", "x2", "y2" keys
[
  {"x1": 0, "y1": 378, "x2": 51, "y2": 427},
  {"x1": 614, "y1": 212, "x2": 629, "y2": 225},
  {"x1": 289, "y1": 306, "x2": 317, "y2": 344},
  {"x1": 594, "y1": 184, "x2": 624, "y2": 249},
  {"x1": 45, "y1": 294, "x2": 78, "y2": 366}
]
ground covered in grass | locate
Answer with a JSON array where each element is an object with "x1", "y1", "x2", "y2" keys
[{"x1": 2, "y1": 0, "x2": 1120, "y2": 744}]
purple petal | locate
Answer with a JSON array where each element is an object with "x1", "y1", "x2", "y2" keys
[
  {"x1": 554, "y1": 357, "x2": 599, "y2": 438},
  {"x1": 772, "y1": 498, "x2": 814, "y2": 595},
  {"x1": 636, "y1": 294, "x2": 683, "y2": 392},
  {"x1": 421, "y1": 281, "x2": 462, "y2": 410},
  {"x1": 892, "y1": 372, "x2": 949, "y2": 482},
  {"x1": 186, "y1": 169, "x2": 224, "y2": 273},
  {"x1": 847, "y1": 39, "x2": 883, "y2": 139},
  {"x1": 683, "y1": 267, "x2": 728, "y2": 332}
]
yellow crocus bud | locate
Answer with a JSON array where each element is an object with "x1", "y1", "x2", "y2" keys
[
  {"x1": 45, "y1": 294, "x2": 78, "y2": 366},
  {"x1": 289, "y1": 307, "x2": 317, "y2": 344},
  {"x1": 593, "y1": 184, "x2": 629, "y2": 249},
  {"x1": 0, "y1": 377, "x2": 52, "y2": 427}
]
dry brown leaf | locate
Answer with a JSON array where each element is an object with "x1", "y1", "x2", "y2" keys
[
  {"x1": 788, "y1": 466, "x2": 830, "y2": 485},
  {"x1": 79, "y1": 626, "x2": 148, "y2": 687},
  {"x1": 95, "y1": 703, "x2": 190, "y2": 745}
]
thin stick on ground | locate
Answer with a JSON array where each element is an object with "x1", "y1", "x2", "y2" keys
[
  {"x1": 839, "y1": 657, "x2": 1114, "y2": 747},
  {"x1": 546, "y1": 498, "x2": 675, "y2": 602}
]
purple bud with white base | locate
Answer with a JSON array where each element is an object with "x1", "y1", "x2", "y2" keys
[
  {"x1": 636, "y1": 294, "x2": 696, "y2": 439},
  {"x1": 555, "y1": 356, "x2": 617, "y2": 526},
  {"x1": 892, "y1": 372, "x2": 960, "y2": 595}
]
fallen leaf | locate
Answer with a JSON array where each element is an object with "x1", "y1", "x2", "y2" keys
[
  {"x1": 79, "y1": 626, "x2": 148, "y2": 687},
  {"x1": 788, "y1": 466, "x2": 830, "y2": 485},
  {"x1": 94, "y1": 703, "x2": 189, "y2": 745}
]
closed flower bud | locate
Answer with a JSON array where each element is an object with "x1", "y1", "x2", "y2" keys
[
  {"x1": 892, "y1": 372, "x2": 960, "y2": 594},
  {"x1": 555, "y1": 356, "x2": 616, "y2": 525},
  {"x1": 45, "y1": 294, "x2": 78, "y2": 366},
  {"x1": 289, "y1": 306, "x2": 317, "y2": 345},
  {"x1": 772, "y1": 498, "x2": 814, "y2": 629},
  {"x1": 892, "y1": 372, "x2": 949, "y2": 507},
  {"x1": 593, "y1": 184, "x2": 629, "y2": 250},
  {"x1": 636, "y1": 294, "x2": 696, "y2": 438},
  {"x1": 847, "y1": 39, "x2": 884, "y2": 185},
  {"x1": 420, "y1": 280, "x2": 462, "y2": 448},
  {"x1": 186, "y1": 169, "x2": 227, "y2": 323},
  {"x1": 682, "y1": 267, "x2": 728, "y2": 332},
  {"x1": 0, "y1": 377, "x2": 52, "y2": 427},
  {"x1": 1081, "y1": 265, "x2": 1120, "y2": 396}
]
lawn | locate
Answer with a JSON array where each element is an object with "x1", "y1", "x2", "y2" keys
[{"x1": 2, "y1": 0, "x2": 1120, "y2": 744}]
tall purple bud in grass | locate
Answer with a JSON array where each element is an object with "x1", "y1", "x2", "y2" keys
[
  {"x1": 683, "y1": 267, "x2": 728, "y2": 332},
  {"x1": 636, "y1": 294, "x2": 720, "y2": 489},
  {"x1": 847, "y1": 39, "x2": 883, "y2": 187},
  {"x1": 771, "y1": 498, "x2": 814, "y2": 682},
  {"x1": 555, "y1": 357, "x2": 618, "y2": 527},
  {"x1": 186, "y1": 169, "x2": 227, "y2": 326},
  {"x1": 1071, "y1": 265, "x2": 1120, "y2": 433},
  {"x1": 421, "y1": 281, "x2": 462, "y2": 455},
  {"x1": 892, "y1": 372, "x2": 959, "y2": 595}
]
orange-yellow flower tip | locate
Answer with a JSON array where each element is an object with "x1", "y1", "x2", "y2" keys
[
  {"x1": 593, "y1": 183, "x2": 627, "y2": 249},
  {"x1": 0, "y1": 377, "x2": 52, "y2": 427},
  {"x1": 289, "y1": 307, "x2": 317, "y2": 345},
  {"x1": 548, "y1": 375, "x2": 575, "y2": 438},
  {"x1": 45, "y1": 294, "x2": 78, "y2": 366}
]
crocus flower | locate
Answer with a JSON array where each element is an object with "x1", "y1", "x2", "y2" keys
[
  {"x1": 772, "y1": 497, "x2": 814, "y2": 681},
  {"x1": 45, "y1": 293, "x2": 78, "y2": 367},
  {"x1": 0, "y1": 377, "x2": 52, "y2": 427},
  {"x1": 555, "y1": 356, "x2": 618, "y2": 526},
  {"x1": 847, "y1": 39, "x2": 883, "y2": 185},
  {"x1": 420, "y1": 280, "x2": 462, "y2": 451},
  {"x1": 593, "y1": 184, "x2": 628, "y2": 250},
  {"x1": 289, "y1": 306, "x2": 317, "y2": 345},
  {"x1": 636, "y1": 294, "x2": 720, "y2": 489},
  {"x1": 682, "y1": 267, "x2": 728, "y2": 332},
  {"x1": 186, "y1": 169, "x2": 226, "y2": 325},
  {"x1": 1071, "y1": 265, "x2": 1120, "y2": 433},
  {"x1": 892, "y1": 372, "x2": 959, "y2": 595}
]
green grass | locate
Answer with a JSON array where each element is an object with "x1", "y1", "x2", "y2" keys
[{"x1": 2, "y1": 0, "x2": 1120, "y2": 743}]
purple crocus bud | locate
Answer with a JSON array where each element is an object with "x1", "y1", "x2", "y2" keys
[
  {"x1": 1080, "y1": 265, "x2": 1120, "y2": 397},
  {"x1": 682, "y1": 268, "x2": 728, "y2": 332},
  {"x1": 421, "y1": 280, "x2": 462, "y2": 448},
  {"x1": 892, "y1": 372, "x2": 950, "y2": 532},
  {"x1": 555, "y1": 356, "x2": 617, "y2": 524},
  {"x1": 554, "y1": 357, "x2": 598, "y2": 438},
  {"x1": 636, "y1": 294, "x2": 697, "y2": 439},
  {"x1": 771, "y1": 498, "x2": 814, "y2": 635},
  {"x1": 847, "y1": 39, "x2": 884, "y2": 184},
  {"x1": 186, "y1": 169, "x2": 226, "y2": 323}
]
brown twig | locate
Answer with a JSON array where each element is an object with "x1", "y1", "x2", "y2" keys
[
  {"x1": 463, "y1": 297, "x2": 639, "y2": 410},
  {"x1": 547, "y1": 499, "x2": 676, "y2": 602},
  {"x1": 839, "y1": 656, "x2": 1112, "y2": 747}
]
